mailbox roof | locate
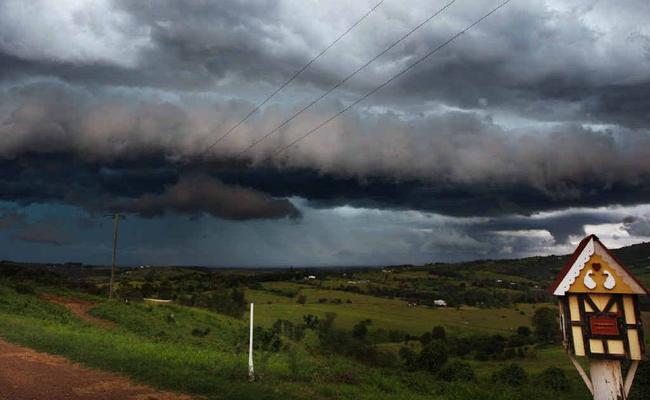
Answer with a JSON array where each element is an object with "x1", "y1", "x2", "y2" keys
[{"x1": 549, "y1": 234, "x2": 649, "y2": 296}]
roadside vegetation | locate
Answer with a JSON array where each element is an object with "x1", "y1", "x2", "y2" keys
[{"x1": 1, "y1": 246, "x2": 649, "y2": 399}]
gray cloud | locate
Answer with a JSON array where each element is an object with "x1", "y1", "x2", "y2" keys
[
  {"x1": 105, "y1": 174, "x2": 301, "y2": 221},
  {"x1": 1, "y1": 0, "x2": 650, "y2": 263}
]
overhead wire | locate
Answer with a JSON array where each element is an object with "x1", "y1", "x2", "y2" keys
[
  {"x1": 200, "y1": 0, "x2": 386, "y2": 158},
  {"x1": 235, "y1": 0, "x2": 458, "y2": 158},
  {"x1": 268, "y1": 0, "x2": 513, "y2": 159}
]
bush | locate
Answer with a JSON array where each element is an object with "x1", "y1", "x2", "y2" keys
[
  {"x1": 438, "y1": 360, "x2": 476, "y2": 382},
  {"x1": 532, "y1": 307, "x2": 560, "y2": 344},
  {"x1": 534, "y1": 367, "x2": 569, "y2": 392},
  {"x1": 492, "y1": 363, "x2": 528, "y2": 386},
  {"x1": 399, "y1": 346, "x2": 418, "y2": 371},
  {"x1": 352, "y1": 319, "x2": 371, "y2": 341},
  {"x1": 296, "y1": 294, "x2": 307, "y2": 304},
  {"x1": 418, "y1": 340, "x2": 449, "y2": 373},
  {"x1": 191, "y1": 327, "x2": 210, "y2": 337},
  {"x1": 420, "y1": 331, "x2": 433, "y2": 346},
  {"x1": 432, "y1": 326, "x2": 446, "y2": 341},
  {"x1": 517, "y1": 326, "x2": 531, "y2": 337},
  {"x1": 12, "y1": 282, "x2": 36, "y2": 294}
]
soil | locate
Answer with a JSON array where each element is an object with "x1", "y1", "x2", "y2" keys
[
  {"x1": 41, "y1": 294, "x2": 116, "y2": 330},
  {"x1": 0, "y1": 338, "x2": 195, "y2": 400}
]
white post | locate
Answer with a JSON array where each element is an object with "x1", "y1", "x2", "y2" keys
[
  {"x1": 589, "y1": 360, "x2": 625, "y2": 400},
  {"x1": 248, "y1": 303, "x2": 254, "y2": 381}
]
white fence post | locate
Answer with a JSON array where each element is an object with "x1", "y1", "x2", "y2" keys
[{"x1": 248, "y1": 303, "x2": 254, "y2": 381}]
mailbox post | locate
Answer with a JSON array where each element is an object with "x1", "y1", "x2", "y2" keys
[{"x1": 549, "y1": 235, "x2": 648, "y2": 400}]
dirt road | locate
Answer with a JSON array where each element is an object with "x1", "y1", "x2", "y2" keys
[
  {"x1": 41, "y1": 294, "x2": 116, "y2": 330},
  {"x1": 0, "y1": 338, "x2": 194, "y2": 400}
]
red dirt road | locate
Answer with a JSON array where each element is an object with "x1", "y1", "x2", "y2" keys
[
  {"x1": 41, "y1": 294, "x2": 116, "y2": 330},
  {"x1": 0, "y1": 338, "x2": 194, "y2": 400}
]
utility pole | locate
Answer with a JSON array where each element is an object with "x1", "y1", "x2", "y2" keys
[
  {"x1": 248, "y1": 303, "x2": 254, "y2": 381},
  {"x1": 106, "y1": 213, "x2": 124, "y2": 299}
]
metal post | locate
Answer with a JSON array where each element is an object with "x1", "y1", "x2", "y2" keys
[
  {"x1": 248, "y1": 303, "x2": 254, "y2": 381},
  {"x1": 589, "y1": 360, "x2": 625, "y2": 400},
  {"x1": 108, "y1": 213, "x2": 121, "y2": 299}
]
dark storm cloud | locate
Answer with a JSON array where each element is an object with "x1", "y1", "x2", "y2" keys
[
  {"x1": 1, "y1": 0, "x2": 650, "y2": 262},
  {"x1": 106, "y1": 174, "x2": 301, "y2": 221},
  {"x1": 2, "y1": 79, "x2": 650, "y2": 219}
]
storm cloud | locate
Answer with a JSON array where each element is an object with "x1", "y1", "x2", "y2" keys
[{"x1": 1, "y1": 0, "x2": 649, "y2": 264}]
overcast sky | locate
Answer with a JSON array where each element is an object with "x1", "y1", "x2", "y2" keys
[{"x1": 1, "y1": 0, "x2": 649, "y2": 266}]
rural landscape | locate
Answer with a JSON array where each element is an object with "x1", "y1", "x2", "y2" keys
[
  {"x1": 1, "y1": 0, "x2": 650, "y2": 398},
  {"x1": 1, "y1": 239, "x2": 649, "y2": 399}
]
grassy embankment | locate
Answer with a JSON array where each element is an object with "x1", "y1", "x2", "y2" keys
[{"x1": 0, "y1": 283, "x2": 598, "y2": 400}]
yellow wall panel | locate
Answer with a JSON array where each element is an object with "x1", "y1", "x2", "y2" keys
[
  {"x1": 572, "y1": 326, "x2": 585, "y2": 356},
  {"x1": 589, "y1": 339, "x2": 604, "y2": 354},
  {"x1": 627, "y1": 329, "x2": 642, "y2": 360},
  {"x1": 607, "y1": 340, "x2": 625, "y2": 355},
  {"x1": 623, "y1": 296, "x2": 636, "y2": 324},
  {"x1": 569, "y1": 295, "x2": 581, "y2": 321}
]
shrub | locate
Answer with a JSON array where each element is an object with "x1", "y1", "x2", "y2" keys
[
  {"x1": 432, "y1": 326, "x2": 446, "y2": 341},
  {"x1": 352, "y1": 319, "x2": 371, "y2": 341},
  {"x1": 418, "y1": 340, "x2": 449, "y2": 373},
  {"x1": 191, "y1": 327, "x2": 210, "y2": 337},
  {"x1": 399, "y1": 346, "x2": 418, "y2": 371},
  {"x1": 296, "y1": 294, "x2": 307, "y2": 304},
  {"x1": 532, "y1": 307, "x2": 560, "y2": 344},
  {"x1": 534, "y1": 367, "x2": 569, "y2": 392},
  {"x1": 438, "y1": 360, "x2": 476, "y2": 382},
  {"x1": 420, "y1": 331, "x2": 433, "y2": 346},
  {"x1": 492, "y1": 363, "x2": 528, "y2": 386},
  {"x1": 517, "y1": 326, "x2": 531, "y2": 337}
]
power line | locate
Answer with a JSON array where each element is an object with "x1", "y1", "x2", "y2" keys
[
  {"x1": 269, "y1": 0, "x2": 513, "y2": 158},
  {"x1": 200, "y1": 0, "x2": 386, "y2": 158},
  {"x1": 236, "y1": 0, "x2": 458, "y2": 158}
]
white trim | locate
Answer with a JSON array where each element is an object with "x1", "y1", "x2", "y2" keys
[{"x1": 553, "y1": 238, "x2": 594, "y2": 296}]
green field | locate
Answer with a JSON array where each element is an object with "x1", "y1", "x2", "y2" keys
[
  {"x1": 2, "y1": 249, "x2": 650, "y2": 399},
  {"x1": 248, "y1": 285, "x2": 546, "y2": 336}
]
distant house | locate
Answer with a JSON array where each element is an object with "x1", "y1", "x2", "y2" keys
[
  {"x1": 306, "y1": 275, "x2": 317, "y2": 280},
  {"x1": 434, "y1": 299, "x2": 447, "y2": 307}
]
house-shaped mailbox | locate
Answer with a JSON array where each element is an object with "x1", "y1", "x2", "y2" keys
[{"x1": 549, "y1": 235, "x2": 648, "y2": 360}]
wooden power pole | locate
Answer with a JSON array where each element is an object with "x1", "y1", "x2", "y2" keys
[{"x1": 106, "y1": 213, "x2": 124, "y2": 299}]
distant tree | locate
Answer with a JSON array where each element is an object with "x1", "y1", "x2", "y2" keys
[
  {"x1": 517, "y1": 326, "x2": 531, "y2": 337},
  {"x1": 534, "y1": 367, "x2": 569, "y2": 392},
  {"x1": 398, "y1": 346, "x2": 418, "y2": 371},
  {"x1": 432, "y1": 326, "x2": 446, "y2": 341},
  {"x1": 352, "y1": 319, "x2": 372, "y2": 341},
  {"x1": 420, "y1": 331, "x2": 433, "y2": 346},
  {"x1": 303, "y1": 314, "x2": 319, "y2": 330},
  {"x1": 417, "y1": 340, "x2": 449, "y2": 373},
  {"x1": 532, "y1": 307, "x2": 560, "y2": 343},
  {"x1": 492, "y1": 363, "x2": 528, "y2": 386},
  {"x1": 438, "y1": 360, "x2": 476, "y2": 382}
]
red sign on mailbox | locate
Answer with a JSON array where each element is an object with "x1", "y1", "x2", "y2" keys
[{"x1": 589, "y1": 316, "x2": 619, "y2": 336}]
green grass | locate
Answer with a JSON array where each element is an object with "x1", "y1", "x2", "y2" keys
[
  {"x1": 249, "y1": 285, "x2": 546, "y2": 336},
  {"x1": 0, "y1": 284, "x2": 611, "y2": 400}
]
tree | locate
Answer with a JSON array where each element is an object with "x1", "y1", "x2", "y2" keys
[
  {"x1": 517, "y1": 326, "x2": 531, "y2": 337},
  {"x1": 532, "y1": 307, "x2": 560, "y2": 343},
  {"x1": 492, "y1": 363, "x2": 528, "y2": 386},
  {"x1": 420, "y1": 331, "x2": 433, "y2": 346},
  {"x1": 352, "y1": 319, "x2": 372, "y2": 341},
  {"x1": 438, "y1": 360, "x2": 476, "y2": 382},
  {"x1": 535, "y1": 367, "x2": 569, "y2": 392},
  {"x1": 432, "y1": 326, "x2": 446, "y2": 341},
  {"x1": 417, "y1": 340, "x2": 449, "y2": 373}
]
